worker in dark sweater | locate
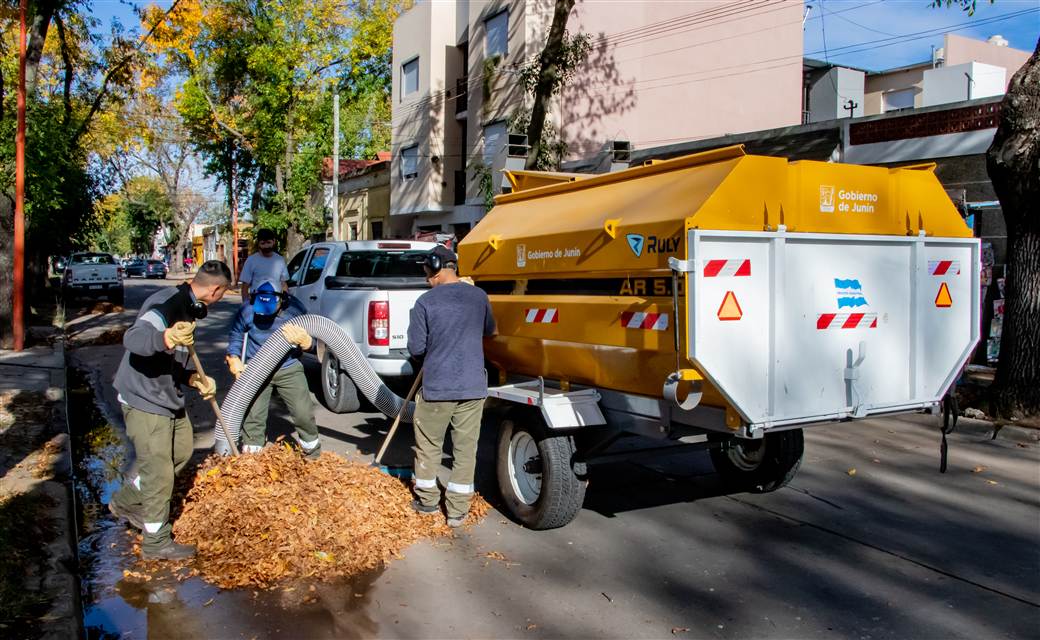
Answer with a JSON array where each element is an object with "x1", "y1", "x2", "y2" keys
[
  {"x1": 225, "y1": 279, "x2": 320, "y2": 457},
  {"x1": 108, "y1": 261, "x2": 232, "y2": 560},
  {"x1": 407, "y1": 246, "x2": 497, "y2": 527}
]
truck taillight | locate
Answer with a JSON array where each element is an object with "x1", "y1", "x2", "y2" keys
[
  {"x1": 116, "y1": 267, "x2": 124, "y2": 279},
  {"x1": 368, "y1": 301, "x2": 389, "y2": 346}
]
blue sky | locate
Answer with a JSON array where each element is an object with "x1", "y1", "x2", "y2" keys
[
  {"x1": 93, "y1": 0, "x2": 1038, "y2": 74},
  {"x1": 804, "y1": 0, "x2": 1040, "y2": 71}
]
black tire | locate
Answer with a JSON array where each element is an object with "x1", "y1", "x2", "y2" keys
[
  {"x1": 496, "y1": 412, "x2": 586, "y2": 530},
  {"x1": 111, "y1": 288, "x2": 125, "y2": 306},
  {"x1": 320, "y1": 351, "x2": 360, "y2": 413},
  {"x1": 709, "y1": 429, "x2": 804, "y2": 493}
]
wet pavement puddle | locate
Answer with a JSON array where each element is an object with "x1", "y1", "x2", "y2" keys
[{"x1": 69, "y1": 368, "x2": 382, "y2": 639}]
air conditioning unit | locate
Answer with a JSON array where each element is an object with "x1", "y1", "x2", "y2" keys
[{"x1": 610, "y1": 140, "x2": 632, "y2": 172}]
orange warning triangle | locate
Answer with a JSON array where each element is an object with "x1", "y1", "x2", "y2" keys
[
  {"x1": 935, "y1": 282, "x2": 953, "y2": 308},
  {"x1": 717, "y1": 291, "x2": 743, "y2": 321}
]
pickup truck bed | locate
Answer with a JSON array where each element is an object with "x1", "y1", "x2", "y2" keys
[{"x1": 286, "y1": 240, "x2": 438, "y2": 412}]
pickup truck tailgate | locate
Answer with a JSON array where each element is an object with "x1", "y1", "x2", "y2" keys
[{"x1": 389, "y1": 290, "x2": 426, "y2": 349}]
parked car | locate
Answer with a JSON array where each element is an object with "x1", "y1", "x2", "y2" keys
[
  {"x1": 285, "y1": 240, "x2": 437, "y2": 413},
  {"x1": 124, "y1": 259, "x2": 147, "y2": 277},
  {"x1": 63, "y1": 252, "x2": 124, "y2": 305},
  {"x1": 144, "y1": 260, "x2": 168, "y2": 279},
  {"x1": 124, "y1": 259, "x2": 167, "y2": 279}
]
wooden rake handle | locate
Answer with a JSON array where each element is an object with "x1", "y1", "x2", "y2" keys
[
  {"x1": 374, "y1": 369, "x2": 423, "y2": 466},
  {"x1": 188, "y1": 344, "x2": 240, "y2": 456}
]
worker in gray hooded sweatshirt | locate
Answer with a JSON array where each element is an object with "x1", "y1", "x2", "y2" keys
[{"x1": 107, "y1": 261, "x2": 232, "y2": 560}]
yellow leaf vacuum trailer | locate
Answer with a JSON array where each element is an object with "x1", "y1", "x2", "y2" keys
[{"x1": 457, "y1": 145, "x2": 980, "y2": 530}]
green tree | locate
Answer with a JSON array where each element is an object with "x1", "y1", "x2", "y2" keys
[
  {"x1": 0, "y1": 0, "x2": 181, "y2": 345},
  {"x1": 937, "y1": 0, "x2": 1040, "y2": 418},
  {"x1": 519, "y1": 0, "x2": 590, "y2": 170}
]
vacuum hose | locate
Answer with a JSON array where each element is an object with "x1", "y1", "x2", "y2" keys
[{"x1": 214, "y1": 314, "x2": 416, "y2": 455}]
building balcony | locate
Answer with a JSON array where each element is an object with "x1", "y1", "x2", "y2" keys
[{"x1": 455, "y1": 77, "x2": 468, "y2": 118}]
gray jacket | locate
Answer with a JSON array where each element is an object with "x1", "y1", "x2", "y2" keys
[{"x1": 113, "y1": 285, "x2": 198, "y2": 417}]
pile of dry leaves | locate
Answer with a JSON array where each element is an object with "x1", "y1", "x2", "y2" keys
[{"x1": 172, "y1": 446, "x2": 490, "y2": 589}]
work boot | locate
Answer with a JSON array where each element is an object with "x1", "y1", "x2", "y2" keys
[
  {"x1": 141, "y1": 539, "x2": 196, "y2": 561},
  {"x1": 108, "y1": 500, "x2": 144, "y2": 530},
  {"x1": 411, "y1": 499, "x2": 439, "y2": 515}
]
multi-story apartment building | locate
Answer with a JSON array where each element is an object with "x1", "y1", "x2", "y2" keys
[
  {"x1": 390, "y1": 0, "x2": 804, "y2": 236},
  {"x1": 804, "y1": 33, "x2": 1031, "y2": 123}
]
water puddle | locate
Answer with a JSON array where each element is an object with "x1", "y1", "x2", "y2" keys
[{"x1": 67, "y1": 368, "x2": 382, "y2": 639}]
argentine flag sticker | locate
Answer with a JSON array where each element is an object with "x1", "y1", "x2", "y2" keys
[{"x1": 835, "y1": 278, "x2": 869, "y2": 308}]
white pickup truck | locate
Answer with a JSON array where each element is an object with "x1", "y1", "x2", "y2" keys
[
  {"x1": 62, "y1": 252, "x2": 125, "y2": 306},
  {"x1": 285, "y1": 240, "x2": 437, "y2": 412}
]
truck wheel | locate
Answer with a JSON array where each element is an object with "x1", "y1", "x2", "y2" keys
[
  {"x1": 112, "y1": 288, "x2": 125, "y2": 306},
  {"x1": 496, "y1": 413, "x2": 586, "y2": 530},
  {"x1": 709, "y1": 429, "x2": 804, "y2": 493},
  {"x1": 320, "y1": 352, "x2": 360, "y2": 413}
]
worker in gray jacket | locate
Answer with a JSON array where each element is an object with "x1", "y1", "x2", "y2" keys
[
  {"x1": 108, "y1": 261, "x2": 232, "y2": 560},
  {"x1": 407, "y1": 246, "x2": 496, "y2": 527}
]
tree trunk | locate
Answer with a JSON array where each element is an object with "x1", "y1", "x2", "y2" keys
[
  {"x1": 173, "y1": 232, "x2": 191, "y2": 276},
  {"x1": 0, "y1": 196, "x2": 14, "y2": 349},
  {"x1": 989, "y1": 38, "x2": 1040, "y2": 419},
  {"x1": 524, "y1": 0, "x2": 575, "y2": 170},
  {"x1": 25, "y1": 0, "x2": 59, "y2": 98}
]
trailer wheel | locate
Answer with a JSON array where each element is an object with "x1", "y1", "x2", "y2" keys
[
  {"x1": 320, "y1": 352, "x2": 360, "y2": 413},
  {"x1": 709, "y1": 429, "x2": 804, "y2": 493},
  {"x1": 497, "y1": 414, "x2": 586, "y2": 530}
]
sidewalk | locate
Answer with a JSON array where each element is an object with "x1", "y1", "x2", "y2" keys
[{"x1": 0, "y1": 335, "x2": 80, "y2": 637}]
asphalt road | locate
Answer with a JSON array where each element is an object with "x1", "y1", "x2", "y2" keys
[{"x1": 69, "y1": 278, "x2": 1040, "y2": 639}]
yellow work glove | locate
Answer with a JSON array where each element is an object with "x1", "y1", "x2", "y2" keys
[
  {"x1": 188, "y1": 373, "x2": 217, "y2": 400},
  {"x1": 226, "y1": 355, "x2": 245, "y2": 379},
  {"x1": 163, "y1": 321, "x2": 196, "y2": 350},
  {"x1": 281, "y1": 324, "x2": 313, "y2": 351}
]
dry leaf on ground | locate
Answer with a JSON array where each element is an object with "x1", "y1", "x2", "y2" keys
[{"x1": 170, "y1": 446, "x2": 490, "y2": 589}]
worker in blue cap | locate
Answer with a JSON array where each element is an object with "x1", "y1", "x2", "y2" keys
[{"x1": 225, "y1": 279, "x2": 321, "y2": 457}]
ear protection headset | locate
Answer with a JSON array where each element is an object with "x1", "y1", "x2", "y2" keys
[
  {"x1": 178, "y1": 283, "x2": 209, "y2": 319},
  {"x1": 423, "y1": 252, "x2": 457, "y2": 276},
  {"x1": 189, "y1": 300, "x2": 209, "y2": 320}
]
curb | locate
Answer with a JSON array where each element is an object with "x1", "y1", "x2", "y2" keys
[{"x1": 950, "y1": 416, "x2": 1039, "y2": 445}]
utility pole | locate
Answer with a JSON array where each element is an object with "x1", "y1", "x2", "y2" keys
[
  {"x1": 14, "y1": 0, "x2": 27, "y2": 351},
  {"x1": 843, "y1": 98, "x2": 859, "y2": 119},
  {"x1": 332, "y1": 93, "x2": 340, "y2": 241},
  {"x1": 231, "y1": 160, "x2": 239, "y2": 278}
]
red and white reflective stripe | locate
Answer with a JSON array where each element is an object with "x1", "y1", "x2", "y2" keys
[
  {"x1": 620, "y1": 312, "x2": 669, "y2": 330},
  {"x1": 703, "y1": 259, "x2": 751, "y2": 277},
  {"x1": 928, "y1": 260, "x2": 961, "y2": 276},
  {"x1": 524, "y1": 308, "x2": 559, "y2": 323},
  {"x1": 817, "y1": 313, "x2": 878, "y2": 330}
]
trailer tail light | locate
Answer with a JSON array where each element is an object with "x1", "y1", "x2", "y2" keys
[{"x1": 368, "y1": 301, "x2": 389, "y2": 346}]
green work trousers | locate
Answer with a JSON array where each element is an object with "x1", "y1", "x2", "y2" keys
[
  {"x1": 110, "y1": 404, "x2": 193, "y2": 551},
  {"x1": 412, "y1": 395, "x2": 486, "y2": 518},
  {"x1": 241, "y1": 362, "x2": 319, "y2": 449}
]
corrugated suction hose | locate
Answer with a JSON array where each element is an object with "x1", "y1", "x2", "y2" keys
[{"x1": 214, "y1": 314, "x2": 415, "y2": 455}]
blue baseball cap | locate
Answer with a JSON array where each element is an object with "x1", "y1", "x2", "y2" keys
[{"x1": 251, "y1": 280, "x2": 281, "y2": 316}]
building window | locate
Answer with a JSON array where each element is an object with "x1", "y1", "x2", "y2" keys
[
  {"x1": 401, "y1": 57, "x2": 419, "y2": 98},
  {"x1": 371, "y1": 220, "x2": 384, "y2": 239},
  {"x1": 883, "y1": 88, "x2": 915, "y2": 113},
  {"x1": 483, "y1": 121, "x2": 507, "y2": 165},
  {"x1": 486, "y1": 10, "x2": 508, "y2": 59},
  {"x1": 401, "y1": 145, "x2": 419, "y2": 178}
]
